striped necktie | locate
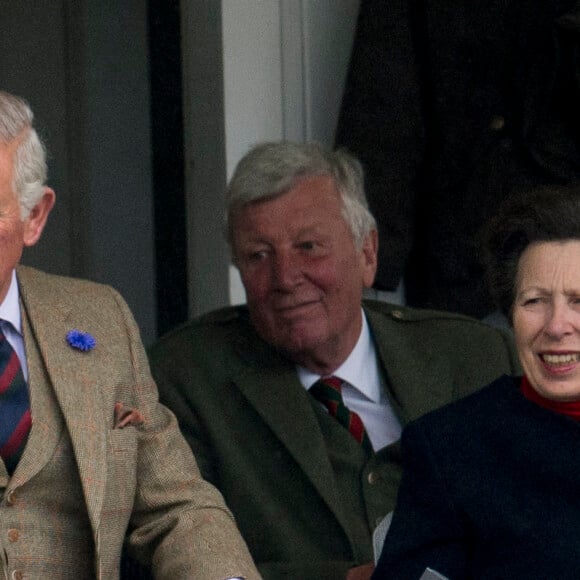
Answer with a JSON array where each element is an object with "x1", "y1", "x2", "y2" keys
[
  {"x1": 310, "y1": 376, "x2": 372, "y2": 452},
  {"x1": 0, "y1": 329, "x2": 31, "y2": 474}
]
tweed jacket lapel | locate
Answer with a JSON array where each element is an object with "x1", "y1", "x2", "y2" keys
[
  {"x1": 16, "y1": 267, "x2": 107, "y2": 535},
  {"x1": 230, "y1": 329, "x2": 352, "y2": 534},
  {"x1": 9, "y1": 302, "x2": 64, "y2": 487},
  {"x1": 365, "y1": 304, "x2": 457, "y2": 425}
]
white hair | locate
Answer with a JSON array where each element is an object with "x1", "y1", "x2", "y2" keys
[
  {"x1": 226, "y1": 141, "x2": 376, "y2": 253},
  {"x1": 0, "y1": 91, "x2": 47, "y2": 218}
]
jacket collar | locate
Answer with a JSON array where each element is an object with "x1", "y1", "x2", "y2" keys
[{"x1": 365, "y1": 302, "x2": 457, "y2": 423}]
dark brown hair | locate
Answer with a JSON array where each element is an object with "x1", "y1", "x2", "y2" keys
[{"x1": 483, "y1": 184, "x2": 580, "y2": 320}]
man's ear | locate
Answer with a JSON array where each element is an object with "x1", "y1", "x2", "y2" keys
[
  {"x1": 23, "y1": 187, "x2": 56, "y2": 247},
  {"x1": 360, "y1": 228, "x2": 378, "y2": 289}
]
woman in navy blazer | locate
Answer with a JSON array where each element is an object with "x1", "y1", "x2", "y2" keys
[{"x1": 373, "y1": 184, "x2": 580, "y2": 579}]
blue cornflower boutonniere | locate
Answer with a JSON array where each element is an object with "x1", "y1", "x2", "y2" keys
[{"x1": 66, "y1": 329, "x2": 96, "y2": 352}]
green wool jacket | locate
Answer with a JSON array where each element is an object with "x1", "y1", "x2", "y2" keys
[{"x1": 150, "y1": 300, "x2": 520, "y2": 580}]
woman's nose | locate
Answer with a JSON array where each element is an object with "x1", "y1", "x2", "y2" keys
[{"x1": 544, "y1": 301, "x2": 574, "y2": 338}]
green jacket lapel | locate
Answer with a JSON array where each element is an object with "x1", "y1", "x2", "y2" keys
[
  {"x1": 230, "y1": 329, "x2": 352, "y2": 534},
  {"x1": 365, "y1": 304, "x2": 455, "y2": 424}
]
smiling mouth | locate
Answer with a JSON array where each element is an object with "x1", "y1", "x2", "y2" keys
[
  {"x1": 541, "y1": 353, "x2": 580, "y2": 366},
  {"x1": 275, "y1": 300, "x2": 319, "y2": 312}
]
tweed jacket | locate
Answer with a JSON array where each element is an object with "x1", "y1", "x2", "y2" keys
[
  {"x1": 150, "y1": 300, "x2": 519, "y2": 579},
  {"x1": 373, "y1": 375, "x2": 580, "y2": 579},
  {"x1": 7, "y1": 266, "x2": 259, "y2": 580}
]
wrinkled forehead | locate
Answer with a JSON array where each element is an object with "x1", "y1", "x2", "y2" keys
[
  {"x1": 516, "y1": 240, "x2": 580, "y2": 290},
  {"x1": 229, "y1": 175, "x2": 349, "y2": 243},
  {"x1": 0, "y1": 140, "x2": 17, "y2": 176}
]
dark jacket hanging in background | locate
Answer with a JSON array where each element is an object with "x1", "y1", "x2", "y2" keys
[{"x1": 336, "y1": 0, "x2": 580, "y2": 318}]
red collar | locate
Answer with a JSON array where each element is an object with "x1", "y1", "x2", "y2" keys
[{"x1": 521, "y1": 376, "x2": 580, "y2": 420}]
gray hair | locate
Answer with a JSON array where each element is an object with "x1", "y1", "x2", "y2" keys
[
  {"x1": 226, "y1": 141, "x2": 376, "y2": 253},
  {"x1": 0, "y1": 91, "x2": 47, "y2": 218}
]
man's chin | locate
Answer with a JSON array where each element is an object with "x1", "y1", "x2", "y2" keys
[{"x1": 273, "y1": 331, "x2": 323, "y2": 361}]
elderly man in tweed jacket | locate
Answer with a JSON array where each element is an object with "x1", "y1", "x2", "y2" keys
[{"x1": 0, "y1": 90, "x2": 259, "y2": 579}]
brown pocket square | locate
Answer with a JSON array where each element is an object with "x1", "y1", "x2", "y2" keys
[{"x1": 114, "y1": 402, "x2": 145, "y2": 429}]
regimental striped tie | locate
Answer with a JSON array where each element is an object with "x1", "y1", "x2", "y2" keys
[
  {"x1": 310, "y1": 376, "x2": 372, "y2": 452},
  {"x1": 0, "y1": 329, "x2": 31, "y2": 474}
]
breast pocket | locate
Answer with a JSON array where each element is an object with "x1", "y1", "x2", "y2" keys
[{"x1": 109, "y1": 427, "x2": 139, "y2": 453}]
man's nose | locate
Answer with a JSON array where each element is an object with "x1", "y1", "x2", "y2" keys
[{"x1": 272, "y1": 251, "x2": 302, "y2": 290}]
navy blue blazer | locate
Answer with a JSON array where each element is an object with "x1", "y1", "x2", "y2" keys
[{"x1": 373, "y1": 375, "x2": 580, "y2": 579}]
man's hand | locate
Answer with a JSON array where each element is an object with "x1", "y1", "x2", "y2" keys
[{"x1": 346, "y1": 562, "x2": 374, "y2": 580}]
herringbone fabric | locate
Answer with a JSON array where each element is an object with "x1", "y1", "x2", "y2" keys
[
  {"x1": 10, "y1": 265, "x2": 260, "y2": 580},
  {"x1": 0, "y1": 327, "x2": 30, "y2": 473},
  {"x1": 310, "y1": 376, "x2": 372, "y2": 452}
]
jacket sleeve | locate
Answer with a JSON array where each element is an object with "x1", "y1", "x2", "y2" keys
[
  {"x1": 110, "y1": 288, "x2": 260, "y2": 580},
  {"x1": 373, "y1": 421, "x2": 468, "y2": 579}
]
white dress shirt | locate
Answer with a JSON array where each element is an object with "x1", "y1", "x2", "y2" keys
[
  {"x1": 0, "y1": 270, "x2": 28, "y2": 380},
  {"x1": 298, "y1": 310, "x2": 402, "y2": 451}
]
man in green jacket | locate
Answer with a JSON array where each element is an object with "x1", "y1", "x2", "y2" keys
[{"x1": 150, "y1": 142, "x2": 519, "y2": 580}]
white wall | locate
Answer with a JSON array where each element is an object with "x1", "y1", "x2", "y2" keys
[
  {"x1": 222, "y1": 2, "x2": 285, "y2": 180},
  {"x1": 222, "y1": 0, "x2": 359, "y2": 168},
  {"x1": 300, "y1": 0, "x2": 360, "y2": 144},
  {"x1": 219, "y1": 0, "x2": 360, "y2": 304}
]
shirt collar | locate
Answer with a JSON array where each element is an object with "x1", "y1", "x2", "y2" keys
[
  {"x1": 0, "y1": 271, "x2": 22, "y2": 335},
  {"x1": 297, "y1": 309, "x2": 382, "y2": 403}
]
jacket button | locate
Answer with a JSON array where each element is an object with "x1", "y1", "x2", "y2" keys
[
  {"x1": 391, "y1": 310, "x2": 403, "y2": 319},
  {"x1": 12, "y1": 571, "x2": 23, "y2": 580},
  {"x1": 367, "y1": 471, "x2": 381, "y2": 485},
  {"x1": 8, "y1": 529, "x2": 19, "y2": 542},
  {"x1": 5, "y1": 490, "x2": 16, "y2": 505},
  {"x1": 489, "y1": 115, "x2": 505, "y2": 131}
]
